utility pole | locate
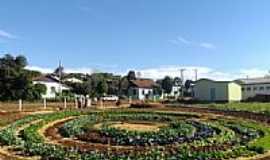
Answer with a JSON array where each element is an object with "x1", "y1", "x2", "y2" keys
[
  {"x1": 194, "y1": 69, "x2": 198, "y2": 81},
  {"x1": 180, "y1": 69, "x2": 186, "y2": 97}
]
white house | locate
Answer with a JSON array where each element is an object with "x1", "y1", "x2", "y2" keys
[
  {"x1": 128, "y1": 79, "x2": 157, "y2": 100},
  {"x1": 236, "y1": 77, "x2": 270, "y2": 100},
  {"x1": 33, "y1": 75, "x2": 70, "y2": 99}
]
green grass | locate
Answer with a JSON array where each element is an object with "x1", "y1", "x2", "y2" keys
[{"x1": 201, "y1": 102, "x2": 270, "y2": 114}]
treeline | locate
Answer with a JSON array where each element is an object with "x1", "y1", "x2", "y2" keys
[
  {"x1": 0, "y1": 54, "x2": 46, "y2": 101},
  {"x1": 68, "y1": 70, "x2": 193, "y2": 98},
  {"x1": 0, "y1": 54, "x2": 193, "y2": 101}
]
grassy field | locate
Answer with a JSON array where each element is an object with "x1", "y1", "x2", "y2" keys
[{"x1": 199, "y1": 102, "x2": 270, "y2": 114}]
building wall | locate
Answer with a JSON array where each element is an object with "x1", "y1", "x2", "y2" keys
[
  {"x1": 194, "y1": 80, "x2": 228, "y2": 101},
  {"x1": 228, "y1": 82, "x2": 242, "y2": 101},
  {"x1": 128, "y1": 87, "x2": 153, "y2": 100},
  {"x1": 194, "y1": 79, "x2": 242, "y2": 102},
  {"x1": 241, "y1": 84, "x2": 270, "y2": 100},
  {"x1": 33, "y1": 81, "x2": 69, "y2": 99},
  {"x1": 170, "y1": 86, "x2": 181, "y2": 97}
]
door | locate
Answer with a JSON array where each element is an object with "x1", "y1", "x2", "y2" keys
[{"x1": 210, "y1": 88, "x2": 216, "y2": 101}]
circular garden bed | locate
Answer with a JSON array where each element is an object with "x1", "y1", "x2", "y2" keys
[{"x1": 0, "y1": 110, "x2": 270, "y2": 159}]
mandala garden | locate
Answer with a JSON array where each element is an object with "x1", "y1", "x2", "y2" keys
[{"x1": 1, "y1": 109, "x2": 270, "y2": 160}]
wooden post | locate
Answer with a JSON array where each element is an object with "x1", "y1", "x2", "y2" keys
[
  {"x1": 75, "y1": 98, "x2": 78, "y2": 109},
  {"x1": 19, "y1": 99, "x2": 22, "y2": 111},
  {"x1": 64, "y1": 97, "x2": 67, "y2": 109},
  {"x1": 129, "y1": 96, "x2": 132, "y2": 104},
  {"x1": 100, "y1": 100, "x2": 103, "y2": 108},
  {"x1": 43, "y1": 98, "x2": 47, "y2": 109},
  {"x1": 87, "y1": 98, "x2": 91, "y2": 107}
]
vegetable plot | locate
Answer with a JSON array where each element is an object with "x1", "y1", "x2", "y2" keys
[{"x1": 0, "y1": 110, "x2": 270, "y2": 160}]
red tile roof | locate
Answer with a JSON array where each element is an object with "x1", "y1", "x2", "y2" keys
[
  {"x1": 130, "y1": 79, "x2": 156, "y2": 89},
  {"x1": 33, "y1": 75, "x2": 60, "y2": 83}
]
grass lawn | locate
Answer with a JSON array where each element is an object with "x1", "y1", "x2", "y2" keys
[{"x1": 199, "y1": 102, "x2": 270, "y2": 114}]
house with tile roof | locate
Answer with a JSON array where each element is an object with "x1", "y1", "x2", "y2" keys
[
  {"x1": 33, "y1": 74, "x2": 70, "y2": 99},
  {"x1": 128, "y1": 79, "x2": 158, "y2": 100}
]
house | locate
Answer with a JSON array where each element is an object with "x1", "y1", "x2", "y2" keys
[
  {"x1": 236, "y1": 77, "x2": 270, "y2": 101},
  {"x1": 128, "y1": 79, "x2": 157, "y2": 100},
  {"x1": 170, "y1": 85, "x2": 182, "y2": 97},
  {"x1": 169, "y1": 78, "x2": 182, "y2": 97},
  {"x1": 33, "y1": 75, "x2": 70, "y2": 99},
  {"x1": 63, "y1": 77, "x2": 83, "y2": 83},
  {"x1": 194, "y1": 79, "x2": 242, "y2": 102}
]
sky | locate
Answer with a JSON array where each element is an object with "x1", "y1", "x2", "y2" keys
[{"x1": 1, "y1": 0, "x2": 270, "y2": 80}]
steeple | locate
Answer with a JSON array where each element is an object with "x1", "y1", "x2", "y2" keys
[{"x1": 53, "y1": 60, "x2": 64, "y2": 79}]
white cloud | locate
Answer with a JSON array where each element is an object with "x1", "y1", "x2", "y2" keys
[
  {"x1": 78, "y1": 6, "x2": 92, "y2": 12},
  {"x1": 238, "y1": 68, "x2": 268, "y2": 78},
  {"x1": 26, "y1": 66, "x2": 98, "y2": 74},
  {"x1": 65, "y1": 67, "x2": 98, "y2": 74},
  {"x1": 177, "y1": 36, "x2": 191, "y2": 45},
  {"x1": 199, "y1": 43, "x2": 216, "y2": 49},
  {"x1": 169, "y1": 35, "x2": 216, "y2": 50},
  {"x1": 123, "y1": 66, "x2": 269, "y2": 81},
  {"x1": 25, "y1": 66, "x2": 54, "y2": 73},
  {"x1": 26, "y1": 65, "x2": 269, "y2": 81},
  {"x1": 0, "y1": 29, "x2": 16, "y2": 39}
]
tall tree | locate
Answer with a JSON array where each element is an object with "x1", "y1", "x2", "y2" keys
[
  {"x1": 0, "y1": 54, "x2": 45, "y2": 101},
  {"x1": 173, "y1": 77, "x2": 182, "y2": 86},
  {"x1": 127, "y1": 70, "x2": 136, "y2": 81},
  {"x1": 96, "y1": 80, "x2": 108, "y2": 96},
  {"x1": 161, "y1": 76, "x2": 173, "y2": 94}
]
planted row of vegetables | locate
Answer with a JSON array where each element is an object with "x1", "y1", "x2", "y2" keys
[{"x1": 0, "y1": 110, "x2": 270, "y2": 159}]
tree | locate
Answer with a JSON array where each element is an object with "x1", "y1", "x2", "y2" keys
[
  {"x1": 185, "y1": 80, "x2": 193, "y2": 90},
  {"x1": 119, "y1": 77, "x2": 129, "y2": 96},
  {"x1": 34, "y1": 84, "x2": 47, "y2": 95},
  {"x1": 15, "y1": 55, "x2": 27, "y2": 68},
  {"x1": 161, "y1": 76, "x2": 173, "y2": 94},
  {"x1": 127, "y1": 70, "x2": 136, "y2": 81},
  {"x1": 71, "y1": 81, "x2": 92, "y2": 96},
  {"x1": 96, "y1": 80, "x2": 108, "y2": 96},
  {"x1": 0, "y1": 54, "x2": 45, "y2": 101},
  {"x1": 173, "y1": 77, "x2": 182, "y2": 86}
]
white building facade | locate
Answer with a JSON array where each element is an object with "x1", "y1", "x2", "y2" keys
[
  {"x1": 237, "y1": 77, "x2": 270, "y2": 100},
  {"x1": 33, "y1": 75, "x2": 70, "y2": 99},
  {"x1": 128, "y1": 79, "x2": 157, "y2": 100}
]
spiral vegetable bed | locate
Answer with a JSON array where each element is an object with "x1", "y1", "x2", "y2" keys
[{"x1": 1, "y1": 109, "x2": 270, "y2": 160}]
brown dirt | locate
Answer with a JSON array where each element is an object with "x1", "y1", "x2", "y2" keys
[{"x1": 94, "y1": 121, "x2": 166, "y2": 132}]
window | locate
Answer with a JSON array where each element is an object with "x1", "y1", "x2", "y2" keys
[
  {"x1": 247, "y1": 87, "x2": 251, "y2": 91},
  {"x1": 253, "y1": 87, "x2": 257, "y2": 91},
  {"x1": 241, "y1": 88, "x2": 245, "y2": 91},
  {"x1": 133, "y1": 89, "x2": 137, "y2": 95},
  {"x1": 267, "y1": 86, "x2": 270, "y2": 90},
  {"x1": 142, "y1": 90, "x2": 145, "y2": 95},
  {"x1": 260, "y1": 86, "x2": 264, "y2": 91},
  {"x1": 51, "y1": 87, "x2": 56, "y2": 94}
]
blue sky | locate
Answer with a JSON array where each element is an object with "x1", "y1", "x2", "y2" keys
[{"x1": 1, "y1": 0, "x2": 270, "y2": 80}]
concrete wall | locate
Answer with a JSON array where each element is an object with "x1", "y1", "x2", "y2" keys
[
  {"x1": 194, "y1": 79, "x2": 241, "y2": 102},
  {"x1": 228, "y1": 82, "x2": 242, "y2": 101}
]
